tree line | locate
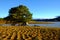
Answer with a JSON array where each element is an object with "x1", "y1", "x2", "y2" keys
[{"x1": 33, "y1": 16, "x2": 60, "y2": 21}]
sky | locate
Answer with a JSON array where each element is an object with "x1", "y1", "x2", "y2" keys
[{"x1": 0, "y1": 0, "x2": 60, "y2": 19}]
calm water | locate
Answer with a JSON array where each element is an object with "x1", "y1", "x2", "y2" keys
[
  {"x1": 0, "y1": 22, "x2": 60, "y2": 27},
  {"x1": 29, "y1": 22, "x2": 60, "y2": 27}
]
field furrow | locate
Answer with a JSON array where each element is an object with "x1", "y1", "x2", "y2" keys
[{"x1": 0, "y1": 26, "x2": 59, "y2": 40}]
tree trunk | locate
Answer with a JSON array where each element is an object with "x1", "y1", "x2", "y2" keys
[
  {"x1": 21, "y1": 22, "x2": 28, "y2": 26},
  {"x1": 26, "y1": 22, "x2": 28, "y2": 25}
]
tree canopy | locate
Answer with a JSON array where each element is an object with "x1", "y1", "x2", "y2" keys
[{"x1": 4, "y1": 5, "x2": 32, "y2": 25}]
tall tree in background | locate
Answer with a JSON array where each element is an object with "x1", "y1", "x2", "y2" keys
[{"x1": 5, "y1": 5, "x2": 32, "y2": 25}]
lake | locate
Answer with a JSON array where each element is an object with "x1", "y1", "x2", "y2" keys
[
  {"x1": 0, "y1": 22, "x2": 60, "y2": 27},
  {"x1": 29, "y1": 22, "x2": 60, "y2": 27}
]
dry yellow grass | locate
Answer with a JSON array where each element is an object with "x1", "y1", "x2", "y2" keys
[
  {"x1": 0, "y1": 20, "x2": 6, "y2": 24},
  {"x1": 0, "y1": 26, "x2": 60, "y2": 40},
  {"x1": 28, "y1": 21, "x2": 53, "y2": 24}
]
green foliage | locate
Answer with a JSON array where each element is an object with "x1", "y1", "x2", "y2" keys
[
  {"x1": 5, "y1": 5, "x2": 32, "y2": 24},
  {"x1": 0, "y1": 18, "x2": 4, "y2": 20}
]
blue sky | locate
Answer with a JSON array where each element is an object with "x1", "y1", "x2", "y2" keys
[{"x1": 0, "y1": 0, "x2": 60, "y2": 19}]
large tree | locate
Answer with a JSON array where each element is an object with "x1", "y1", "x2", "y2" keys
[{"x1": 5, "y1": 5, "x2": 32, "y2": 25}]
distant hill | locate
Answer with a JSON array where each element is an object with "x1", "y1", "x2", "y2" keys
[{"x1": 33, "y1": 16, "x2": 60, "y2": 22}]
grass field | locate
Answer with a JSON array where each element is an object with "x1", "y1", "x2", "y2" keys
[{"x1": 0, "y1": 26, "x2": 60, "y2": 40}]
